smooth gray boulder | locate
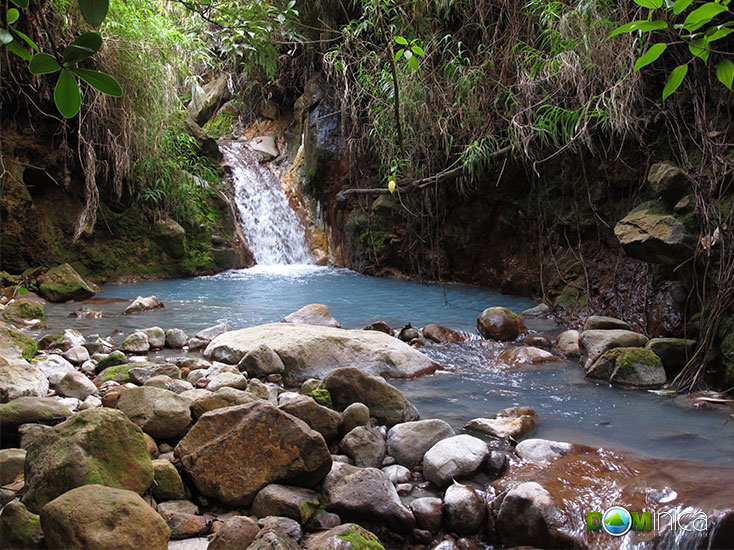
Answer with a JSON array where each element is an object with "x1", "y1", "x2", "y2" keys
[
  {"x1": 387, "y1": 419, "x2": 455, "y2": 468},
  {"x1": 580, "y1": 329, "x2": 648, "y2": 363},
  {"x1": 116, "y1": 386, "x2": 192, "y2": 439},
  {"x1": 55, "y1": 371, "x2": 97, "y2": 400},
  {"x1": 340, "y1": 426, "x2": 386, "y2": 468},
  {"x1": 443, "y1": 482, "x2": 485, "y2": 534},
  {"x1": 423, "y1": 434, "x2": 488, "y2": 488}
]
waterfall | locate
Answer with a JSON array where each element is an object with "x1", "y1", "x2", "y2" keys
[{"x1": 221, "y1": 141, "x2": 313, "y2": 265}]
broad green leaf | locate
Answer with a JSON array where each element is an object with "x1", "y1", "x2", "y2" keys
[
  {"x1": 394, "y1": 36, "x2": 408, "y2": 45},
  {"x1": 11, "y1": 28, "x2": 39, "y2": 51},
  {"x1": 6, "y1": 39, "x2": 31, "y2": 60},
  {"x1": 715, "y1": 59, "x2": 734, "y2": 89},
  {"x1": 9, "y1": 0, "x2": 28, "y2": 8},
  {"x1": 55, "y1": 69, "x2": 81, "y2": 118},
  {"x1": 684, "y1": 3, "x2": 728, "y2": 32},
  {"x1": 7, "y1": 8, "x2": 20, "y2": 24},
  {"x1": 663, "y1": 63, "x2": 688, "y2": 100},
  {"x1": 634, "y1": 0, "x2": 663, "y2": 8},
  {"x1": 394, "y1": 48, "x2": 404, "y2": 61},
  {"x1": 608, "y1": 20, "x2": 668, "y2": 38},
  {"x1": 78, "y1": 0, "x2": 109, "y2": 27},
  {"x1": 63, "y1": 32, "x2": 102, "y2": 64},
  {"x1": 673, "y1": 0, "x2": 694, "y2": 14},
  {"x1": 634, "y1": 42, "x2": 667, "y2": 71},
  {"x1": 411, "y1": 45, "x2": 425, "y2": 57},
  {"x1": 408, "y1": 55, "x2": 420, "y2": 71},
  {"x1": 688, "y1": 38, "x2": 710, "y2": 63},
  {"x1": 71, "y1": 67, "x2": 122, "y2": 96},
  {"x1": 0, "y1": 29, "x2": 12, "y2": 45},
  {"x1": 29, "y1": 53, "x2": 61, "y2": 74},
  {"x1": 705, "y1": 27, "x2": 733, "y2": 42}
]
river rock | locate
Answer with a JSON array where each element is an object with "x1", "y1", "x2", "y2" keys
[
  {"x1": 248, "y1": 527, "x2": 301, "y2": 550},
  {"x1": 477, "y1": 307, "x2": 527, "y2": 341},
  {"x1": 166, "y1": 328, "x2": 188, "y2": 348},
  {"x1": 238, "y1": 343, "x2": 286, "y2": 377},
  {"x1": 522, "y1": 333, "x2": 552, "y2": 347},
  {"x1": 203, "y1": 323, "x2": 438, "y2": 382},
  {"x1": 497, "y1": 346, "x2": 556, "y2": 366},
  {"x1": 247, "y1": 378, "x2": 276, "y2": 401},
  {"x1": 586, "y1": 347, "x2": 667, "y2": 387},
  {"x1": 38, "y1": 329, "x2": 86, "y2": 352},
  {"x1": 141, "y1": 327, "x2": 165, "y2": 348},
  {"x1": 190, "y1": 387, "x2": 257, "y2": 418},
  {"x1": 0, "y1": 322, "x2": 38, "y2": 365},
  {"x1": 252, "y1": 485, "x2": 321, "y2": 524},
  {"x1": 324, "y1": 367, "x2": 419, "y2": 427},
  {"x1": 121, "y1": 332, "x2": 150, "y2": 353},
  {"x1": 37, "y1": 263, "x2": 95, "y2": 303},
  {"x1": 340, "y1": 426, "x2": 386, "y2": 468},
  {"x1": 2, "y1": 298, "x2": 45, "y2": 325},
  {"x1": 322, "y1": 462, "x2": 415, "y2": 533},
  {"x1": 62, "y1": 345, "x2": 89, "y2": 365},
  {"x1": 423, "y1": 434, "x2": 489, "y2": 488},
  {"x1": 208, "y1": 516, "x2": 260, "y2": 550},
  {"x1": 465, "y1": 415, "x2": 536, "y2": 440},
  {"x1": 0, "y1": 397, "x2": 71, "y2": 431},
  {"x1": 341, "y1": 402, "x2": 370, "y2": 434},
  {"x1": 443, "y1": 482, "x2": 485, "y2": 534},
  {"x1": 0, "y1": 501, "x2": 43, "y2": 549},
  {"x1": 35, "y1": 354, "x2": 76, "y2": 385},
  {"x1": 116, "y1": 386, "x2": 192, "y2": 439},
  {"x1": 648, "y1": 161, "x2": 691, "y2": 204},
  {"x1": 364, "y1": 321, "x2": 394, "y2": 336},
  {"x1": 280, "y1": 395, "x2": 342, "y2": 441},
  {"x1": 382, "y1": 464, "x2": 411, "y2": 484},
  {"x1": 496, "y1": 482, "x2": 571, "y2": 548},
  {"x1": 283, "y1": 304, "x2": 341, "y2": 328},
  {"x1": 515, "y1": 438, "x2": 572, "y2": 463},
  {"x1": 0, "y1": 363, "x2": 49, "y2": 402},
  {"x1": 124, "y1": 295, "x2": 165, "y2": 315},
  {"x1": 40, "y1": 484, "x2": 169, "y2": 549},
  {"x1": 151, "y1": 458, "x2": 186, "y2": 501},
  {"x1": 257, "y1": 517, "x2": 302, "y2": 542},
  {"x1": 584, "y1": 315, "x2": 631, "y2": 331},
  {"x1": 94, "y1": 363, "x2": 137, "y2": 385},
  {"x1": 175, "y1": 401, "x2": 331, "y2": 506},
  {"x1": 195, "y1": 322, "x2": 233, "y2": 342},
  {"x1": 95, "y1": 350, "x2": 127, "y2": 372},
  {"x1": 303, "y1": 524, "x2": 383, "y2": 550},
  {"x1": 422, "y1": 323, "x2": 465, "y2": 343},
  {"x1": 158, "y1": 500, "x2": 207, "y2": 539},
  {"x1": 520, "y1": 303, "x2": 551, "y2": 318},
  {"x1": 410, "y1": 498, "x2": 443, "y2": 533},
  {"x1": 0, "y1": 448, "x2": 26, "y2": 484},
  {"x1": 129, "y1": 363, "x2": 180, "y2": 385},
  {"x1": 22, "y1": 408, "x2": 153, "y2": 513},
  {"x1": 154, "y1": 218, "x2": 186, "y2": 259},
  {"x1": 553, "y1": 330, "x2": 580, "y2": 358},
  {"x1": 55, "y1": 371, "x2": 96, "y2": 400},
  {"x1": 580, "y1": 329, "x2": 648, "y2": 363},
  {"x1": 207, "y1": 370, "x2": 248, "y2": 391},
  {"x1": 386, "y1": 419, "x2": 455, "y2": 468},
  {"x1": 645, "y1": 337, "x2": 696, "y2": 376}
]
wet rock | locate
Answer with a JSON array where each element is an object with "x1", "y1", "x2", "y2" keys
[
  {"x1": 497, "y1": 346, "x2": 555, "y2": 366},
  {"x1": 124, "y1": 295, "x2": 165, "y2": 315},
  {"x1": 0, "y1": 363, "x2": 49, "y2": 403},
  {"x1": 340, "y1": 426, "x2": 386, "y2": 468},
  {"x1": 37, "y1": 263, "x2": 95, "y2": 303},
  {"x1": 497, "y1": 482, "x2": 570, "y2": 548},
  {"x1": 22, "y1": 408, "x2": 153, "y2": 513},
  {"x1": 190, "y1": 387, "x2": 257, "y2": 419},
  {"x1": 410, "y1": 497, "x2": 443, "y2": 533},
  {"x1": 386, "y1": 419, "x2": 455, "y2": 468},
  {"x1": 248, "y1": 527, "x2": 301, "y2": 550},
  {"x1": 283, "y1": 304, "x2": 341, "y2": 328},
  {"x1": 423, "y1": 323, "x2": 465, "y2": 343},
  {"x1": 485, "y1": 451, "x2": 509, "y2": 475},
  {"x1": 586, "y1": 347, "x2": 667, "y2": 388},
  {"x1": 40, "y1": 485, "x2": 169, "y2": 549},
  {"x1": 465, "y1": 414, "x2": 536, "y2": 440},
  {"x1": 257, "y1": 516, "x2": 302, "y2": 542},
  {"x1": 239, "y1": 343, "x2": 286, "y2": 377},
  {"x1": 208, "y1": 516, "x2": 260, "y2": 550},
  {"x1": 553, "y1": 330, "x2": 580, "y2": 358},
  {"x1": 364, "y1": 321, "x2": 394, "y2": 336},
  {"x1": 648, "y1": 280, "x2": 687, "y2": 336},
  {"x1": 141, "y1": 327, "x2": 166, "y2": 348},
  {"x1": 514, "y1": 438, "x2": 572, "y2": 463},
  {"x1": 166, "y1": 329, "x2": 188, "y2": 348},
  {"x1": 580, "y1": 329, "x2": 648, "y2": 363},
  {"x1": 423, "y1": 435, "x2": 488, "y2": 488},
  {"x1": 648, "y1": 161, "x2": 691, "y2": 204},
  {"x1": 121, "y1": 331, "x2": 150, "y2": 354},
  {"x1": 129, "y1": 363, "x2": 181, "y2": 385},
  {"x1": 522, "y1": 334, "x2": 552, "y2": 348},
  {"x1": 55, "y1": 371, "x2": 96, "y2": 400},
  {"x1": 584, "y1": 315, "x2": 631, "y2": 331},
  {"x1": 0, "y1": 501, "x2": 43, "y2": 549},
  {"x1": 322, "y1": 462, "x2": 415, "y2": 533},
  {"x1": 303, "y1": 523, "x2": 383, "y2": 550},
  {"x1": 38, "y1": 329, "x2": 86, "y2": 352},
  {"x1": 0, "y1": 397, "x2": 71, "y2": 431},
  {"x1": 0, "y1": 448, "x2": 26, "y2": 484},
  {"x1": 62, "y1": 345, "x2": 89, "y2": 365},
  {"x1": 398, "y1": 324, "x2": 422, "y2": 342},
  {"x1": 158, "y1": 500, "x2": 207, "y2": 539},
  {"x1": 195, "y1": 322, "x2": 233, "y2": 342},
  {"x1": 151, "y1": 458, "x2": 186, "y2": 501},
  {"x1": 324, "y1": 367, "x2": 419, "y2": 427},
  {"x1": 252, "y1": 484, "x2": 321, "y2": 524},
  {"x1": 341, "y1": 402, "x2": 370, "y2": 434},
  {"x1": 382, "y1": 464, "x2": 411, "y2": 484},
  {"x1": 645, "y1": 338, "x2": 696, "y2": 376},
  {"x1": 203, "y1": 323, "x2": 438, "y2": 383},
  {"x1": 116, "y1": 386, "x2": 192, "y2": 439},
  {"x1": 280, "y1": 395, "x2": 342, "y2": 442},
  {"x1": 443, "y1": 482, "x2": 485, "y2": 535},
  {"x1": 175, "y1": 401, "x2": 331, "y2": 506},
  {"x1": 477, "y1": 307, "x2": 527, "y2": 341}
]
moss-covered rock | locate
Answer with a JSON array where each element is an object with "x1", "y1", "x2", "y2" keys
[
  {"x1": 586, "y1": 347, "x2": 666, "y2": 388},
  {"x1": 203, "y1": 109, "x2": 235, "y2": 138},
  {"x1": 310, "y1": 388, "x2": 332, "y2": 408},
  {"x1": 2, "y1": 298, "x2": 45, "y2": 324},
  {"x1": 0, "y1": 321, "x2": 38, "y2": 362},
  {"x1": 304, "y1": 523, "x2": 385, "y2": 550},
  {"x1": 154, "y1": 218, "x2": 186, "y2": 259},
  {"x1": 95, "y1": 350, "x2": 128, "y2": 373},
  {"x1": 94, "y1": 363, "x2": 137, "y2": 385},
  {"x1": 151, "y1": 459, "x2": 186, "y2": 501},
  {"x1": 0, "y1": 397, "x2": 70, "y2": 430},
  {"x1": 37, "y1": 263, "x2": 95, "y2": 303},
  {"x1": 0, "y1": 501, "x2": 44, "y2": 549}
]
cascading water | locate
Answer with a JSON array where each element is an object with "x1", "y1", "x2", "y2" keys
[{"x1": 221, "y1": 141, "x2": 313, "y2": 265}]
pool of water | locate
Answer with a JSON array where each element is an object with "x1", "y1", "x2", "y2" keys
[{"x1": 35, "y1": 265, "x2": 734, "y2": 466}]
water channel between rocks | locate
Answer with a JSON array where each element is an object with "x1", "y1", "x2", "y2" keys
[{"x1": 39, "y1": 265, "x2": 734, "y2": 467}]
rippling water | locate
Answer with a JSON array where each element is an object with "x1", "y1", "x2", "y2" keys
[{"x1": 37, "y1": 265, "x2": 734, "y2": 465}]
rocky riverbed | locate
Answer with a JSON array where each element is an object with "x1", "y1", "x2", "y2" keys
[{"x1": 1, "y1": 284, "x2": 733, "y2": 550}]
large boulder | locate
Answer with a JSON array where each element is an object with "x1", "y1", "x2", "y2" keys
[
  {"x1": 22, "y1": 408, "x2": 153, "y2": 513},
  {"x1": 116, "y1": 387, "x2": 192, "y2": 440},
  {"x1": 190, "y1": 387, "x2": 257, "y2": 419},
  {"x1": 251, "y1": 484, "x2": 321, "y2": 524},
  {"x1": 2, "y1": 298, "x2": 44, "y2": 325},
  {"x1": 443, "y1": 482, "x2": 485, "y2": 534},
  {"x1": 0, "y1": 362, "x2": 48, "y2": 403},
  {"x1": 580, "y1": 329, "x2": 648, "y2": 363},
  {"x1": 154, "y1": 218, "x2": 186, "y2": 259},
  {"x1": 0, "y1": 501, "x2": 43, "y2": 549},
  {"x1": 323, "y1": 367, "x2": 419, "y2": 427},
  {"x1": 321, "y1": 462, "x2": 415, "y2": 533},
  {"x1": 645, "y1": 337, "x2": 696, "y2": 376},
  {"x1": 203, "y1": 323, "x2": 438, "y2": 383},
  {"x1": 386, "y1": 419, "x2": 455, "y2": 468},
  {"x1": 239, "y1": 343, "x2": 286, "y2": 377},
  {"x1": 477, "y1": 307, "x2": 527, "y2": 341},
  {"x1": 37, "y1": 264, "x2": 95, "y2": 302},
  {"x1": 189, "y1": 73, "x2": 230, "y2": 126},
  {"x1": 648, "y1": 162, "x2": 691, "y2": 204},
  {"x1": 423, "y1": 434, "x2": 488, "y2": 488},
  {"x1": 40, "y1": 485, "x2": 169, "y2": 550},
  {"x1": 279, "y1": 395, "x2": 342, "y2": 441},
  {"x1": 586, "y1": 347, "x2": 667, "y2": 388},
  {"x1": 174, "y1": 401, "x2": 331, "y2": 506},
  {"x1": 282, "y1": 304, "x2": 341, "y2": 328},
  {"x1": 0, "y1": 397, "x2": 71, "y2": 432}
]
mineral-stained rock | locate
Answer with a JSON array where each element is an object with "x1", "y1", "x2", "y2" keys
[{"x1": 477, "y1": 307, "x2": 527, "y2": 341}]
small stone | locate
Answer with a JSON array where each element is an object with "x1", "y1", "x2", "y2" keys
[
  {"x1": 477, "y1": 307, "x2": 527, "y2": 341},
  {"x1": 257, "y1": 516, "x2": 302, "y2": 542},
  {"x1": 152, "y1": 458, "x2": 186, "y2": 501},
  {"x1": 55, "y1": 371, "x2": 97, "y2": 400},
  {"x1": 166, "y1": 329, "x2": 189, "y2": 348},
  {"x1": 514, "y1": 438, "x2": 572, "y2": 463},
  {"x1": 124, "y1": 295, "x2": 165, "y2": 315},
  {"x1": 208, "y1": 516, "x2": 260, "y2": 550},
  {"x1": 62, "y1": 345, "x2": 90, "y2": 364},
  {"x1": 553, "y1": 330, "x2": 581, "y2": 358},
  {"x1": 382, "y1": 464, "x2": 411, "y2": 484},
  {"x1": 410, "y1": 497, "x2": 443, "y2": 533},
  {"x1": 423, "y1": 435, "x2": 488, "y2": 488},
  {"x1": 584, "y1": 315, "x2": 631, "y2": 331},
  {"x1": 238, "y1": 343, "x2": 286, "y2": 377},
  {"x1": 340, "y1": 426, "x2": 386, "y2": 468},
  {"x1": 387, "y1": 419, "x2": 456, "y2": 469},
  {"x1": 422, "y1": 323, "x2": 465, "y2": 343},
  {"x1": 364, "y1": 321, "x2": 394, "y2": 336},
  {"x1": 195, "y1": 323, "x2": 233, "y2": 342},
  {"x1": 142, "y1": 327, "x2": 166, "y2": 348},
  {"x1": 0, "y1": 448, "x2": 26, "y2": 484},
  {"x1": 341, "y1": 402, "x2": 370, "y2": 434},
  {"x1": 443, "y1": 483, "x2": 485, "y2": 535},
  {"x1": 252, "y1": 484, "x2": 321, "y2": 525},
  {"x1": 282, "y1": 304, "x2": 341, "y2": 328},
  {"x1": 121, "y1": 332, "x2": 150, "y2": 353}
]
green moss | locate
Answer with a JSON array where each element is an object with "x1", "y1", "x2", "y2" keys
[
  {"x1": 2, "y1": 299, "x2": 45, "y2": 322},
  {"x1": 555, "y1": 285, "x2": 580, "y2": 308},
  {"x1": 202, "y1": 112, "x2": 234, "y2": 138},
  {"x1": 337, "y1": 527, "x2": 385, "y2": 550},
  {"x1": 0, "y1": 325, "x2": 38, "y2": 360},
  {"x1": 98, "y1": 363, "x2": 136, "y2": 383},
  {"x1": 604, "y1": 347, "x2": 662, "y2": 376},
  {"x1": 311, "y1": 388, "x2": 332, "y2": 408}
]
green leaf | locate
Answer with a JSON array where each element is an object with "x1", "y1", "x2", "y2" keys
[
  {"x1": 688, "y1": 38, "x2": 710, "y2": 63},
  {"x1": 411, "y1": 45, "x2": 425, "y2": 57},
  {"x1": 705, "y1": 27, "x2": 732, "y2": 42},
  {"x1": 394, "y1": 48, "x2": 404, "y2": 61},
  {"x1": 71, "y1": 67, "x2": 122, "y2": 96},
  {"x1": 394, "y1": 36, "x2": 408, "y2": 45},
  {"x1": 78, "y1": 0, "x2": 109, "y2": 27},
  {"x1": 673, "y1": 0, "x2": 694, "y2": 14},
  {"x1": 11, "y1": 28, "x2": 39, "y2": 51},
  {"x1": 634, "y1": 0, "x2": 663, "y2": 8},
  {"x1": 7, "y1": 8, "x2": 20, "y2": 24},
  {"x1": 408, "y1": 55, "x2": 420, "y2": 71},
  {"x1": 663, "y1": 64, "x2": 688, "y2": 100},
  {"x1": 608, "y1": 20, "x2": 668, "y2": 38},
  {"x1": 9, "y1": 0, "x2": 28, "y2": 8},
  {"x1": 716, "y1": 59, "x2": 734, "y2": 89},
  {"x1": 634, "y1": 42, "x2": 667, "y2": 71},
  {"x1": 684, "y1": 3, "x2": 728, "y2": 32},
  {"x1": 29, "y1": 53, "x2": 61, "y2": 74},
  {"x1": 63, "y1": 32, "x2": 102, "y2": 65},
  {"x1": 5, "y1": 38, "x2": 31, "y2": 60},
  {"x1": 55, "y1": 69, "x2": 81, "y2": 118}
]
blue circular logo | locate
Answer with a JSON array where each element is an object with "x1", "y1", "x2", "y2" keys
[{"x1": 602, "y1": 506, "x2": 632, "y2": 536}]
